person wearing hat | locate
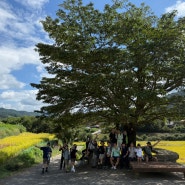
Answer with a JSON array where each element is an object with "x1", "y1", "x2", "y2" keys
[
  {"x1": 35, "y1": 142, "x2": 52, "y2": 174},
  {"x1": 143, "y1": 140, "x2": 160, "y2": 162}
]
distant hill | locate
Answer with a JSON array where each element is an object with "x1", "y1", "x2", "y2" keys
[{"x1": 0, "y1": 108, "x2": 38, "y2": 118}]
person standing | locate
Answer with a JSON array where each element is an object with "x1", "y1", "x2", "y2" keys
[
  {"x1": 116, "y1": 129, "x2": 123, "y2": 148},
  {"x1": 109, "y1": 128, "x2": 117, "y2": 146},
  {"x1": 122, "y1": 130, "x2": 129, "y2": 146},
  {"x1": 63, "y1": 144, "x2": 70, "y2": 172},
  {"x1": 128, "y1": 126, "x2": 136, "y2": 147},
  {"x1": 35, "y1": 142, "x2": 52, "y2": 174},
  {"x1": 59, "y1": 143, "x2": 67, "y2": 170},
  {"x1": 70, "y1": 144, "x2": 78, "y2": 172}
]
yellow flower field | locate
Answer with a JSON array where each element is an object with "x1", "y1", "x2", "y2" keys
[
  {"x1": 0, "y1": 132, "x2": 55, "y2": 163},
  {"x1": 137, "y1": 141, "x2": 185, "y2": 164}
]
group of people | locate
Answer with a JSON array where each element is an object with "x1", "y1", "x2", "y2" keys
[
  {"x1": 59, "y1": 143, "x2": 78, "y2": 173},
  {"x1": 36, "y1": 127, "x2": 160, "y2": 174},
  {"x1": 81, "y1": 128, "x2": 160, "y2": 170},
  {"x1": 35, "y1": 142, "x2": 78, "y2": 174}
]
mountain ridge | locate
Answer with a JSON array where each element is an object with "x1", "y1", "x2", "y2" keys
[{"x1": 0, "y1": 108, "x2": 38, "y2": 118}]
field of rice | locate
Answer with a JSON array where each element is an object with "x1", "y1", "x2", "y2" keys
[
  {"x1": 1, "y1": 133, "x2": 184, "y2": 165},
  {"x1": 0, "y1": 132, "x2": 55, "y2": 163},
  {"x1": 137, "y1": 141, "x2": 185, "y2": 164}
]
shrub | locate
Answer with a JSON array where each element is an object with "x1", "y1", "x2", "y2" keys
[{"x1": 0, "y1": 123, "x2": 26, "y2": 139}]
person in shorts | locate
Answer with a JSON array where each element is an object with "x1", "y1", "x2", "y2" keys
[
  {"x1": 70, "y1": 144, "x2": 78, "y2": 172},
  {"x1": 97, "y1": 141, "x2": 105, "y2": 168},
  {"x1": 35, "y1": 142, "x2": 52, "y2": 174},
  {"x1": 143, "y1": 141, "x2": 160, "y2": 162},
  {"x1": 135, "y1": 143, "x2": 143, "y2": 163},
  {"x1": 110, "y1": 143, "x2": 120, "y2": 169}
]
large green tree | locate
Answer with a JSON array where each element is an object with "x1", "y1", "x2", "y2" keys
[{"x1": 31, "y1": 0, "x2": 185, "y2": 131}]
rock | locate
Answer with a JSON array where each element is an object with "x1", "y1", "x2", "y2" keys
[{"x1": 154, "y1": 148, "x2": 179, "y2": 162}]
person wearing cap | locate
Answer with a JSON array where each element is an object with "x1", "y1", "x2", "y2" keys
[
  {"x1": 35, "y1": 142, "x2": 52, "y2": 174},
  {"x1": 142, "y1": 141, "x2": 160, "y2": 162}
]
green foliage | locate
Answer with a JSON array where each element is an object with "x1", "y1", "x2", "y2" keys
[
  {"x1": 1, "y1": 116, "x2": 54, "y2": 134},
  {"x1": 0, "y1": 122, "x2": 26, "y2": 139},
  {"x1": 137, "y1": 133, "x2": 185, "y2": 141},
  {"x1": 31, "y1": 0, "x2": 185, "y2": 137}
]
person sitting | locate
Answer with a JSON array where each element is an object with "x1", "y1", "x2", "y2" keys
[
  {"x1": 120, "y1": 142, "x2": 129, "y2": 169},
  {"x1": 135, "y1": 143, "x2": 143, "y2": 163},
  {"x1": 97, "y1": 141, "x2": 105, "y2": 168},
  {"x1": 104, "y1": 141, "x2": 112, "y2": 168},
  {"x1": 110, "y1": 143, "x2": 120, "y2": 169},
  {"x1": 142, "y1": 141, "x2": 160, "y2": 162},
  {"x1": 128, "y1": 142, "x2": 136, "y2": 162}
]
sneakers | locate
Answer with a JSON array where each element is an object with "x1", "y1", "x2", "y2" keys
[
  {"x1": 111, "y1": 166, "x2": 116, "y2": 170},
  {"x1": 71, "y1": 168, "x2": 75, "y2": 172}
]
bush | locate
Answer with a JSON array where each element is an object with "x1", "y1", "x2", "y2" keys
[
  {"x1": 0, "y1": 123, "x2": 26, "y2": 139},
  {"x1": 4, "y1": 147, "x2": 40, "y2": 171}
]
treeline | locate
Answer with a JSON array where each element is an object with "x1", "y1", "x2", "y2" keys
[
  {"x1": 137, "y1": 121, "x2": 185, "y2": 133},
  {"x1": 1, "y1": 115, "x2": 185, "y2": 141},
  {"x1": 0, "y1": 116, "x2": 53, "y2": 135}
]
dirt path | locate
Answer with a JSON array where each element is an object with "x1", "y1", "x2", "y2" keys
[{"x1": 0, "y1": 155, "x2": 184, "y2": 185}]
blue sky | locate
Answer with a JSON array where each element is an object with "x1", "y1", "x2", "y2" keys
[{"x1": 0, "y1": 0, "x2": 185, "y2": 112}]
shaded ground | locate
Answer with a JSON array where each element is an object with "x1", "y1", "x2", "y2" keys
[{"x1": 0, "y1": 155, "x2": 184, "y2": 185}]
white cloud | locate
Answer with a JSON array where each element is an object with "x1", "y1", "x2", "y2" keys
[
  {"x1": 0, "y1": 0, "x2": 51, "y2": 111},
  {"x1": 0, "y1": 1, "x2": 48, "y2": 46},
  {"x1": 0, "y1": 45, "x2": 40, "y2": 90},
  {"x1": 165, "y1": 0, "x2": 185, "y2": 17},
  {"x1": 14, "y1": 0, "x2": 49, "y2": 10},
  {"x1": 0, "y1": 90, "x2": 45, "y2": 112},
  {"x1": 0, "y1": 74, "x2": 25, "y2": 90}
]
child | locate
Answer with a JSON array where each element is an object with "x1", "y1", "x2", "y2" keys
[
  {"x1": 143, "y1": 141, "x2": 160, "y2": 162},
  {"x1": 104, "y1": 141, "x2": 112, "y2": 168},
  {"x1": 97, "y1": 141, "x2": 105, "y2": 168},
  {"x1": 135, "y1": 143, "x2": 142, "y2": 163},
  {"x1": 70, "y1": 144, "x2": 78, "y2": 172},
  {"x1": 35, "y1": 142, "x2": 52, "y2": 174}
]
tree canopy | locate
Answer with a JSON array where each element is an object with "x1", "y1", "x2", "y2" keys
[{"x1": 31, "y1": 0, "x2": 185, "y2": 131}]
